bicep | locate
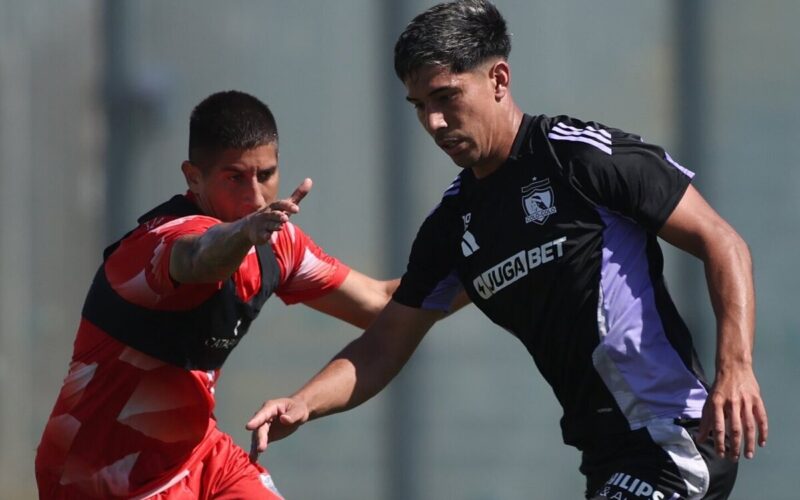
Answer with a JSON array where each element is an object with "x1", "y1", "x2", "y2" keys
[{"x1": 658, "y1": 184, "x2": 741, "y2": 260}]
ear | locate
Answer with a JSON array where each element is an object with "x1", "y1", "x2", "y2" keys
[
  {"x1": 181, "y1": 161, "x2": 203, "y2": 193},
  {"x1": 490, "y1": 60, "x2": 511, "y2": 101}
]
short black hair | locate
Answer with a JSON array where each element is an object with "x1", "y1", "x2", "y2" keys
[
  {"x1": 188, "y1": 90, "x2": 278, "y2": 166},
  {"x1": 394, "y1": 0, "x2": 510, "y2": 82}
]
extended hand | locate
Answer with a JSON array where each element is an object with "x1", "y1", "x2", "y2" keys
[
  {"x1": 697, "y1": 364, "x2": 768, "y2": 461},
  {"x1": 242, "y1": 178, "x2": 312, "y2": 245},
  {"x1": 246, "y1": 397, "x2": 310, "y2": 462}
]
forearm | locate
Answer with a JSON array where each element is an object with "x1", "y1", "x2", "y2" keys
[
  {"x1": 293, "y1": 301, "x2": 435, "y2": 419},
  {"x1": 293, "y1": 330, "x2": 410, "y2": 419},
  {"x1": 704, "y1": 229, "x2": 756, "y2": 371},
  {"x1": 171, "y1": 219, "x2": 254, "y2": 283}
]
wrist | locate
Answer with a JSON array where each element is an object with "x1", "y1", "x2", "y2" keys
[
  {"x1": 715, "y1": 355, "x2": 753, "y2": 376},
  {"x1": 290, "y1": 391, "x2": 315, "y2": 418}
]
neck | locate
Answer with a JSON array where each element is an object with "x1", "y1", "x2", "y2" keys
[{"x1": 471, "y1": 104, "x2": 524, "y2": 179}]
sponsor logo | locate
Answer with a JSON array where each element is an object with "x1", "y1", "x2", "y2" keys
[
  {"x1": 205, "y1": 318, "x2": 244, "y2": 349},
  {"x1": 461, "y1": 213, "x2": 480, "y2": 257},
  {"x1": 596, "y1": 472, "x2": 680, "y2": 500},
  {"x1": 205, "y1": 337, "x2": 240, "y2": 349},
  {"x1": 472, "y1": 236, "x2": 566, "y2": 299},
  {"x1": 461, "y1": 230, "x2": 479, "y2": 257},
  {"x1": 521, "y1": 178, "x2": 557, "y2": 225}
]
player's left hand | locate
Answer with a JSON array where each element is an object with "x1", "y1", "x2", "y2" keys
[
  {"x1": 697, "y1": 363, "x2": 768, "y2": 461},
  {"x1": 246, "y1": 397, "x2": 310, "y2": 462}
]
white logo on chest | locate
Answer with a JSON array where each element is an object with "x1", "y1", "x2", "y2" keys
[
  {"x1": 521, "y1": 177, "x2": 557, "y2": 225},
  {"x1": 472, "y1": 236, "x2": 566, "y2": 299}
]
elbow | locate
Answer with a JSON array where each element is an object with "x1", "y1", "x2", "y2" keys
[
  {"x1": 354, "y1": 300, "x2": 392, "y2": 330},
  {"x1": 719, "y1": 226, "x2": 750, "y2": 260},
  {"x1": 384, "y1": 278, "x2": 401, "y2": 299},
  {"x1": 700, "y1": 224, "x2": 751, "y2": 271}
]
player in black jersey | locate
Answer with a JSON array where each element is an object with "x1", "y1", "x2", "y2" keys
[{"x1": 247, "y1": 2, "x2": 768, "y2": 498}]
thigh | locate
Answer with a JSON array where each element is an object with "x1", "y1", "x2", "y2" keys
[{"x1": 154, "y1": 433, "x2": 284, "y2": 500}]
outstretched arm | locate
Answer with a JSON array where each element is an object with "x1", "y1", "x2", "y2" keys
[
  {"x1": 302, "y1": 270, "x2": 401, "y2": 329},
  {"x1": 303, "y1": 272, "x2": 470, "y2": 330},
  {"x1": 659, "y1": 184, "x2": 768, "y2": 461},
  {"x1": 170, "y1": 179, "x2": 312, "y2": 283},
  {"x1": 246, "y1": 300, "x2": 444, "y2": 458}
]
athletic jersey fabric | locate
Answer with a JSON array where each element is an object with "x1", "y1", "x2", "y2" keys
[
  {"x1": 35, "y1": 193, "x2": 349, "y2": 498},
  {"x1": 393, "y1": 114, "x2": 709, "y2": 448}
]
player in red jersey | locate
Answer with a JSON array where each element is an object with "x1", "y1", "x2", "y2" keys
[{"x1": 35, "y1": 90, "x2": 400, "y2": 499}]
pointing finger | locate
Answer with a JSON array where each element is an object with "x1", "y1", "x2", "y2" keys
[
  {"x1": 247, "y1": 404, "x2": 281, "y2": 431},
  {"x1": 288, "y1": 178, "x2": 312, "y2": 205}
]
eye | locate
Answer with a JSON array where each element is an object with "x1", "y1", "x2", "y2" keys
[
  {"x1": 257, "y1": 170, "x2": 275, "y2": 183},
  {"x1": 438, "y1": 91, "x2": 457, "y2": 103},
  {"x1": 228, "y1": 173, "x2": 243, "y2": 182}
]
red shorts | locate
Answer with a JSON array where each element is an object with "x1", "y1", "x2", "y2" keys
[
  {"x1": 148, "y1": 432, "x2": 284, "y2": 500},
  {"x1": 37, "y1": 432, "x2": 283, "y2": 499}
]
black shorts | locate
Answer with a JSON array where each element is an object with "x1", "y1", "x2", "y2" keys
[{"x1": 581, "y1": 419, "x2": 738, "y2": 500}]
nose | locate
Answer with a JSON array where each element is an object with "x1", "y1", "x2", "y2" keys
[
  {"x1": 425, "y1": 111, "x2": 447, "y2": 134},
  {"x1": 245, "y1": 176, "x2": 267, "y2": 210}
]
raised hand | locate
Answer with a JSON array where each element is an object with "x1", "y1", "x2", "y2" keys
[{"x1": 241, "y1": 178, "x2": 313, "y2": 245}]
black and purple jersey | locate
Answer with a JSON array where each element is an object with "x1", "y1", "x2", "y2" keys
[{"x1": 393, "y1": 114, "x2": 709, "y2": 447}]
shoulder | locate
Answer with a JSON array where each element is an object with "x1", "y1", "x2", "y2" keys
[
  {"x1": 538, "y1": 114, "x2": 628, "y2": 158},
  {"x1": 143, "y1": 214, "x2": 220, "y2": 237},
  {"x1": 268, "y1": 221, "x2": 340, "y2": 272},
  {"x1": 426, "y1": 172, "x2": 470, "y2": 221}
]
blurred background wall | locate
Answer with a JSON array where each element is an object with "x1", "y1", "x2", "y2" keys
[{"x1": 1, "y1": 1, "x2": 797, "y2": 498}]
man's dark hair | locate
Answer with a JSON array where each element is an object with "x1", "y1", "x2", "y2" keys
[
  {"x1": 394, "y1": 0, "x2": 510, "y2": 82},
  {"x1": 188, "y1": 90, "x2": 278, "y2": 166}
]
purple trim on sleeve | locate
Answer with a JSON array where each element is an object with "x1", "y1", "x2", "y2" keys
[
  {"x1": 665, "y1": 152, "x2": 695, "y2": 179},
  {"x1": 421, "y1": 270, "x2": 463, "y2": 311}
]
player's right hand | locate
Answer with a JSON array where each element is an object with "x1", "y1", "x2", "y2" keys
[
  {"x1": 246, "y1": 397, "x2": 310, "y2": 462},
  {"x1": 242, "y1": 178, "x2": 312, "y2": 245}
]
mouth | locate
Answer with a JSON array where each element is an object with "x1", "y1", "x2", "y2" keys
[{"x1": 437, "y1": 137, "x2": 467, "y2": 155}]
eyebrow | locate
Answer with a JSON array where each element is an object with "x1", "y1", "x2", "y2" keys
[
  {"x1": 406, "y1": 85, "x2": 456, "y2": 103},
  {"x1": 220, "y1": 164, "x2": 277, "y2": 173}
]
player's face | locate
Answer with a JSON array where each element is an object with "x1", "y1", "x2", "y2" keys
[
  {"x1": 404, "y1": 63, "x2": 505, "y2": 175},
  {"x1": 182, "y1": 143, "x2": 280, "y2": 222}
]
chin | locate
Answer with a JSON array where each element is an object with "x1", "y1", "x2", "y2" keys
[{"x1": 451, "y1": 155, "x2": 480, "y2": 169}]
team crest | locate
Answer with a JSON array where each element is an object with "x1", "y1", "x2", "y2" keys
[{"x1": 521, "y1": 178, "x2": 557, "y2": 225}]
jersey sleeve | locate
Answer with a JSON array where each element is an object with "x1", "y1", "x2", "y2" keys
[
  {"x1": 545, "y1": 116, "x2": 694, "y2": 233},
  {"x1": 105, "y1": 214, "x2": 224, "y2": 309},
  {"x1": 393, "y1": 199, "x2": 464, "y2": 312},
  {"x1": 272, "y1": 222, "x2": 350, "y2": 305}
]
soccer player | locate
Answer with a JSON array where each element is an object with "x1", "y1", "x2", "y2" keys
[
  {"x1": 35, "y1": 90, "x2": 401, "y2": 499},
  {"x1": 247, "y1": 1, "x2": 769, "y2": 499}
]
